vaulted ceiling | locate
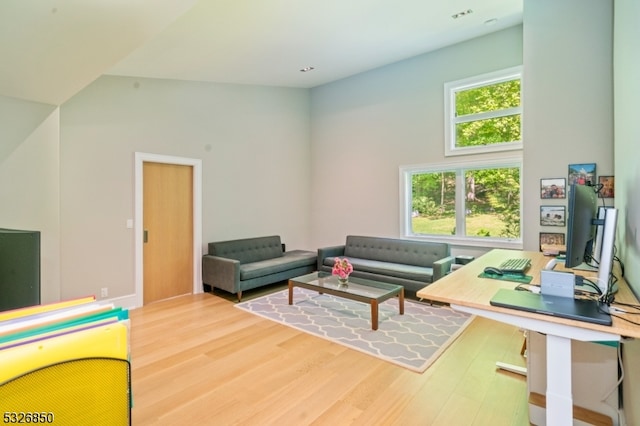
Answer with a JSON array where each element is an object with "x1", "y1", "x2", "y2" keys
[{"x1": 0, "y1": 0, "x2": 522, "y2": 105}]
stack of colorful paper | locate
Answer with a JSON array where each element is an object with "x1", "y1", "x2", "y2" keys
[{"x1": 0, "y1": 296, "x2": 130, "y2": 425}]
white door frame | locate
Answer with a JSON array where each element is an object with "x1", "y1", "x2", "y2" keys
[{"x1": 134, "y1": 152, "x2": 203, "y2": 308}]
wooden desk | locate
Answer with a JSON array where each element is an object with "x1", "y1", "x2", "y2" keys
[{"x1": 417, "y1": 249, "x2": 640, "y2": 426}]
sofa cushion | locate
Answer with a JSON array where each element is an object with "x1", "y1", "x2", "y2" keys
[
  {"x1": 240, "y1": 250, "x2": 316, "y2": 280},
  {"x1": 323, "y1": 256, "x2": 432, "y2": 283},
  {"x1": 209, "y1": 235, "x2": 283, "y2": 264},
  {"x1": 343, "y1": 235, "x2": 449, "y2": 268}
]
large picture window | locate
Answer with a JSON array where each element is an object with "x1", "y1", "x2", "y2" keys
[
  {"x1": 444, "y1": 66, "x2": 522, "y2": 156},
  {"x1": 400, "y1": 158, "x2": 522, "y2": 248}
]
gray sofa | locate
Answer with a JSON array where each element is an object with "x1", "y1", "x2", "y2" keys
[
  {"x1": 202, "y1": 235, "x2": 316, "y2": 301},
  {"x1": 317, "y1": 235, "x2": 454, "y2": 294}
]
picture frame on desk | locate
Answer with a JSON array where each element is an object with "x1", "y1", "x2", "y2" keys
[{"x1": 539, "y1": 232, "x2": 565, "y2": 252}]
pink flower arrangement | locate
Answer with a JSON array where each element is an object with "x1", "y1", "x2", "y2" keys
[{"x1": 332, "y1": 257, "x2": 353, "y2": 279}]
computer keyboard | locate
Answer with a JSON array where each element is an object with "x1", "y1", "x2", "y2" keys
[{"x1": 498, "y1": 258, "x2": 532, "y2": 275}]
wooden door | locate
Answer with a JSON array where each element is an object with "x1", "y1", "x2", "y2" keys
[{"x1": 143, "y1": 162, "x2": 193, "y2": 304}]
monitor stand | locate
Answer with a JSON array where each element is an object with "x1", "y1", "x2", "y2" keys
[{"x1": 572, "y1": 262, "x2": 598, "y2": 273}]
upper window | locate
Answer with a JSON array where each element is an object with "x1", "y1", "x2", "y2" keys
[{"x1": 444, "y1": 66, "x2": 523, "y2": 156}]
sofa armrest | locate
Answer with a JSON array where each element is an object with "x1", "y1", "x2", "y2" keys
[
  {"x1": 432, "y1": 255, "x2": 455, "y2": 282},
  {"x1": 317, "y1": 245, "x2": 345, "y2": 270},
  {"x1": 202, "y1": 255, "x2": 241, "y2": 294}
]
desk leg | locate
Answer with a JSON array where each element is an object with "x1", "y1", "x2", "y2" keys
[{"x1": 546, "y1": 334, "x2": 573, "y2": 425}]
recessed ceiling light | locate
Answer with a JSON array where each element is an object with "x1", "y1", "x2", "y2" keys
[
  {"x1": 484, "y1": 18, "x2": 498, "y2": 26},
  {"x1": 452, "y1": 9, "x2": 473, "y2": 19},
  {"x1": 300, "y1": 66, "x2": 315, "y2": 72}
]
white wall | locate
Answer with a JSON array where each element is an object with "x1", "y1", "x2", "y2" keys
[
  {"x1": 522, "y1": 0, "x2": 614, "y2": 252},
  {"x1": 614, "y1": 0, "x2": 640, "y2": 298},
  {"x1": 614, "y1": 0, "x2": 640, "y2": 422},
  {"x1": 59, "y1": 76, "x2": 311, "y2": 300},
  {"x1": 0, "y1": 97, "x2": 60, "y2": 303},
  {"x1": 0, "y1": 96, "x2": 56, "y2": 162},
  {"x1": 309, "y1": 26, "x2": 524, "y2": 252}
]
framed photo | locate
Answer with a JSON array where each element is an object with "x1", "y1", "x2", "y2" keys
[
  {"x1": 540, "y1": 178, "x2": 566, "y2": 199},
  {"x1": 568, "y1": 163, "x2": 596, "y2": 186},
  {"x1": 539, "y1": 232, "x2": 565, "y2": 251},
  {"x1": 598, "y1": 175, "x2": 615, "y2": 198},
  {"x1": 540, "y1": 205, "x2": 566, "y2": 227}
]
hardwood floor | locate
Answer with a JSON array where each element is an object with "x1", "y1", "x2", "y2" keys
[{"x1": 129, "y1": 290, "x2": 530, "y2": 425}]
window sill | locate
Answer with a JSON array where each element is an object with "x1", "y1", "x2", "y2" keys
[
  {"x1": 401, "y1": 234, "x2": 523, "y2": 251},
  {"x1": 445, "y1": 141, "x2": 523, "y2": 157}
]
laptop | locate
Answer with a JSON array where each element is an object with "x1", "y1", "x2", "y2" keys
[{"x1": 489, "y1": 288, "x2": 612, "y2": 326}]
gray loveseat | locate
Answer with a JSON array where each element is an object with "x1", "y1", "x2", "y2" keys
[
  {"x1": 202, "y1": 235, "x2": 316, "y2": 301},
  {"x1": 317, "y1": 235, "x2": 454, "y2": 294}
]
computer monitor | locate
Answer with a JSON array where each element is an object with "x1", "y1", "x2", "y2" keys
[
  {"x1": 564, "y1": 183, "x2": 618, "y2": 297},
  {"x1": 565, "y1": 184, "x2": 599, "y2": 269}
]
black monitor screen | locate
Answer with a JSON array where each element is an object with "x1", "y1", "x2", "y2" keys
[{"x1": 564, "y1": 184, "x2": 599, "y2": 269}]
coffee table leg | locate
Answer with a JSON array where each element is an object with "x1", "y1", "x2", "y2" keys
[
  {"x1": 399, "y1": 288, "x2": 405, "y2": 315},
  {"x1": 288, "y1": 281, "x2": 293, "y2": 305},
  {"x1": 371, "y1": 300, "x2": 378, "y2": 330}
]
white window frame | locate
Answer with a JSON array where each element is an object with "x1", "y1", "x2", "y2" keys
[
  {"x1": 399, "y1": 156, "x2": 523, "y2": 249},
  {"x1": 444, "y1": 66, "x2": 523, "y2": 157}
]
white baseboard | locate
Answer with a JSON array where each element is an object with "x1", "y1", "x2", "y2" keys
[{"x1": 100, "y1": 293, "x2": 139, "y2": 310}]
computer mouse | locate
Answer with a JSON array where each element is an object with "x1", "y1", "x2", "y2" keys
[{"x1": 484, "y1": 266, "x2": 503, "y2": 276}]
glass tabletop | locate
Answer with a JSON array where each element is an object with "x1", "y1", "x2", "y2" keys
[{"x1": 290, "y1": 272, "x2": 403, "y2": 299}]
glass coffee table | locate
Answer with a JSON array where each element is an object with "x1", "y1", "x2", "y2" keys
[{"x1": 288, "y1": 272, "x2": 404, "y2": 330}]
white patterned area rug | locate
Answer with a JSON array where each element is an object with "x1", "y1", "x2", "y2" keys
[{"x1": 235, "y1": 287, "x2": 473, "y2": 373}]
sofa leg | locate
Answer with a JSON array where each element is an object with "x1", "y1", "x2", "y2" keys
[{"x1": 237, "y1": 291, "x2": 242, "y2": 302}]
